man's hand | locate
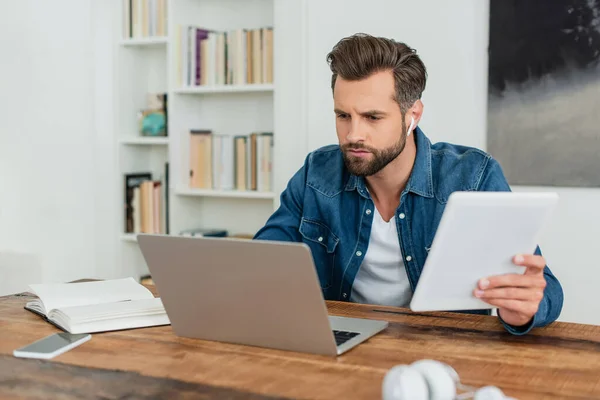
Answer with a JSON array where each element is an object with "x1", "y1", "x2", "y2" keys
[{"x1": 473, "y1": 254, "x2": 547, "y2": 327}]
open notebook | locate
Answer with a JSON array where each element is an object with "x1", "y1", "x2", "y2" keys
[{"x1": 24, "y1": 277, "x2": 170, "y2": 334}]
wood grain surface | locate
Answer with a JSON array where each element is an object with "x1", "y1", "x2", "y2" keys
[
  {"x1": 1, "y1": 290, "x2": 599, "y2": 399},
  {"x1": 0, "y1": 354, "x2": 285, "y2": 400}
]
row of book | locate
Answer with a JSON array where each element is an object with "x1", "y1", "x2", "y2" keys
[
  {"x1": 189, "y1": 131, "x2": 273, "y2": 192},
  {"x1": 176, "y1": 26, "x2": 274, "y2": 87},
  {"x1": 124, "y1": 170, "x2": 168, "y2": 234},
  {"x1": 123, "y1": 0, "x2": 168, "y2": 39}
]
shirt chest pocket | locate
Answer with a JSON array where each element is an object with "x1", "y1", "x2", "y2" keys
[{"x1": 299, "y1": 218, "x2": 339, "y2": 289}]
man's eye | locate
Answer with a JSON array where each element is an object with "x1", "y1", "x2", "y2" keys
[
  {"x1": 368, "y1": 115, "x2": 380, "y2": 121},
  {"x1": 337, "y1": 114, "x2": 349, "y2": 120}
]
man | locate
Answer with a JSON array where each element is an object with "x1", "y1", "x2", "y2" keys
[{"x1": 254, "y1": 33, "x2": 563, "y2": 335}]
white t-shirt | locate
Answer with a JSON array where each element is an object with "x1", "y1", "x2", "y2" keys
[{"x1": 350, "y1": 207, "x2": 413, "y2": 307}]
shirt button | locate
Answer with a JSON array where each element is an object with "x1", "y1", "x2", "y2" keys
[
  {"x1": 342, "y1": 293, "x2": 347, "y2": 298},
  {"x1": 399, "y1": 213, "x2": 405, "y2": 219},
  {"x1": 356, "y1": 251, "x2": 362, "y2": 257},
  {"x1": 406, "y1": 256, "x2": 412, "y2": 262},
  {"x1": 318, "y1": 236, "x2": 323, "y2": 242},
  {"x1": 365, "y1": 209, "x2": 372, "y2": 215}
]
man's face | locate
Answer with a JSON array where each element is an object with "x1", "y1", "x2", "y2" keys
[{"x1": 334, "y1": 70, "x2": 407, "y2": 177}]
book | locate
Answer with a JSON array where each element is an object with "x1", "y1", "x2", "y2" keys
[
  {"x1": 189, "y1": 130, "x2": 213, "y2": 188},
  {"x1": 124, "y1": 172, "x2": 152, "y2": 233},
  {"x1": 179, "y1": 228, "x2": 228, "y2": 237},
  {"x1": 176, "y1": 25, "x2": 273, "y2": 86},
  {"x1": 212, "y1": 135, "x2": 235, "y2": 190},
  {"x1": 188, "y1": 130, "x2": 273, "y2": 192},
  {"x1": 24, "y1": 278, "x2": 170, "y2": 334},
  {"x1": 123, "y1": 0, "x2": 167, "y2": 39},
  {"x1": 164, "y1": 162, "x2": 170, "y2": 234},
  {"x1": 124, "y1": 172, "x2": 166, "y2": 235}
]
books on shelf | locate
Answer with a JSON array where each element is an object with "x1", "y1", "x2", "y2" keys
[
  {"x1": 24, "y1": 278, "x2": 170, "y2": 334},
  {"x1": 176, "y1": 25, "x2": 274, "y2": 87},
  {"x1": 179, "y1": 228, "x2": 228, "y2": 237},
  {"x1": 124, "y1": 172, "x2": 166, "y2": 234},
  {"x1": 123, "y1": 0, "x2": 168, "y2": 39},
  {"x1": 189, "y1": 130, "x2": 273, "y2": 192}
]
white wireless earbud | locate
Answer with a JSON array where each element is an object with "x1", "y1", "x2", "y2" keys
[
  {"x1": 407, "y1": 116, "x2": 415, "y2": 137},
  {"x1": 382, "y1": 359, "x2": 510, "y2": 400}
]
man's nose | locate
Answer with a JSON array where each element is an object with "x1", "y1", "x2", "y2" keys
[{"x1": 346, "y1": 119, "x2": 366, "y2": 143}]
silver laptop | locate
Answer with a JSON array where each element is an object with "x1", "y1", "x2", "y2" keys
[{"x1": 137, "y1": 234, "x2": 388, "y2": 356}]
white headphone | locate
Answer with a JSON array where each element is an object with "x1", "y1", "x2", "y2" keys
[
  {"x1": 407, "y1": 116, "x2": 415, "y2": 137},
  {"x1": 382, "y1": 359, "x2": 515, "y2": 400}
]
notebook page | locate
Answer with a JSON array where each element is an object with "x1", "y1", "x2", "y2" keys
[
  {"x1": 49, "y1": 298, "x2": 169, "y2": 333},
  {"x1": 28, "y1": 277, "x2": 155, "y2": 313},
  {"x1": 51, "y1": 297, "x2": 166, "y2": 322}
]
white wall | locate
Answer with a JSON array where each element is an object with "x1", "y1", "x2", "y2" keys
[
  {"x1": 0, "y1": 0, "x2": 100, "y2": 284},
  {"x1": 302, "y1": 0, "x2": 599, "y2": 325},
  {"x1": 512, "y1": 186, "x2": 600, "y2": 325},
  {"x1": 91, "y1": 0, "x2": 120, "y2": 280}
]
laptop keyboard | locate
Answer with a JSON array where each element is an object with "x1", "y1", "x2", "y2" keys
[{"x1": 333, "y1": 330, "x2": 360, "y2": 346}]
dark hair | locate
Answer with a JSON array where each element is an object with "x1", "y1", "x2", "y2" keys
[{"x1": 326, "y1": 33, "x2": 427, "y2": 114}]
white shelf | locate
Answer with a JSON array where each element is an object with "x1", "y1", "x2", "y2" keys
[
  {"x1": 121, "y1": 233, "x2": 138, "y2": 243},
  {"x1": 120, "y1": 136, "x2": 169, "y2": 145},
  {"x1": 173, "y1": 84, "x2": 274, "y2": 94},
  {"x1": 119, "y1": 37, "x2": 168, "y2": 46},
  {"x1": 113, "y1": 0, "x2": 281, "y2": 279},
  {"x1": 175, "y1": 186, "x2": 277, "y2": 200}
]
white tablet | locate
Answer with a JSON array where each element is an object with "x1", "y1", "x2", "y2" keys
[{"x1": 409, "y1": 191, "x2": 559, "y2": 312}]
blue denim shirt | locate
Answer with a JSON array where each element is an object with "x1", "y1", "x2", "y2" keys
[{"x1": 254, "y1": 127, "x2": 563, "y2": 335}]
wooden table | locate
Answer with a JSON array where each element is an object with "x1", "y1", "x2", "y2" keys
[{"x1": 1, "y1": 289, "x2": 599, "y2": 400}]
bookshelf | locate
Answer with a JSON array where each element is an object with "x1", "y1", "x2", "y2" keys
[
  {"x1": 119, "y1": 37, "x2": 168, "y2": 46},
  {"x1": 121, "y1": 234, "x2": 138, "y2": 243},
  {"x1": 168, "y1": 0, "x2": 276, "y2": 243},
  {"x1": 115, "y1": 0, "x2": 281, "y2": 278},
  {"x1": 120, "y1": 137, "x2": 169, "y2": 145},
  {"x1": 175, "y1": 186, "x2": 277, "y2": 200},
  {"x1": 173, "y1": 84, "x2": 274, "y2": 94},
  {"x1": 116, "y1": 0, "x2": 169, "y2": 278}
]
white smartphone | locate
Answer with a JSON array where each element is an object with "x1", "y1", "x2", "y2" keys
[{"x1": 13, "y1": 332, "x2": 91, "y2": 360}]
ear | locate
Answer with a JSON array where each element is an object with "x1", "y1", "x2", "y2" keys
[{"x1": 407, "y1": 100, "x2": 424, "y2": 127}]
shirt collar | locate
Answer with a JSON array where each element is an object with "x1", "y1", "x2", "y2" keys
[{"x1": 344, "y1": 126, "x2": 434, "y2": 198}]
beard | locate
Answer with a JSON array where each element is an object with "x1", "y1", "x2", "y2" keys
[{"x1": 341, "y1": 125, "x2": 408, "y2": 177}]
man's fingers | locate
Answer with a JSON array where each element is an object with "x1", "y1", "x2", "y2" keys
[
  {"x1": 483, "y1": 298, "x2": 539, "y2": 316},
  {"x1": 514, "y1": 254, "x2": 546, "y2": 275},
  {"x1": 474, "y1": 287, "x2": 544, "y2": 302},
  {"x1": 480, "y1": 298, "x2": 523, "y2": 312},
  {"x1": 479, "y1": 274, "x2": 546, "y2": 290}
]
